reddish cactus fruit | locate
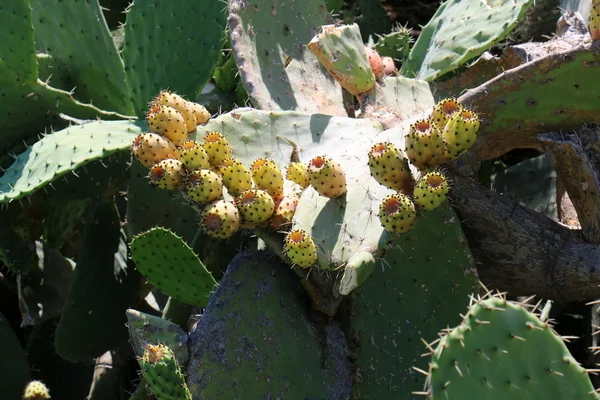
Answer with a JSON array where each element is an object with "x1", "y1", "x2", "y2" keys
[
  {"x1": 149, "y1": 159, "x2": 185, "y2": 190},
  {"x1": 146, "y1": 105, "x2": 188, "y2": 146},
  {"x1": 130, "y1": 133, "x2": 180, "y2": 168}
]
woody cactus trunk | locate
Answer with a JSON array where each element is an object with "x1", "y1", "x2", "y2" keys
[{"x1": 1, "y1": 0, "x2": 600, "y2": 399}]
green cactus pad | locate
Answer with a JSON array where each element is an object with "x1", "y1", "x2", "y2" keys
[
  {"x1": 307, "y1": 23, "x2": 376, "y2": 96},
  {"x1": 350, "y1": 203, "x2": 479, "y2": 399},
  {"x1": 186, "y1": 251, "x2": 352, "y2": 399},
  {"x1": 0, "y1": 120, "x2": 143, "y2": 203},
  {"x1": 29, "y1": 0, "x2": 135, "y2": 115},
  {"x1": 126, "y1": 309, "x2": 189, "y2": 368},
  {"x1": 43, "y1": 198, "x2": 88, "y2": 249},
  {"x1": 424, "y1": 294, "x2": 599, "y2": 399},
  {"x1": 121, "y1": 0, "x2": 226, "y2": 116},
  {"x1": 228, "y1": 0, "x2": 347, "y2": 115},
  {"x1": 374, "y1": 29, "x2": 413, "y2": 60},
  {"x1": 401, "y1": 0, "x2": 534, "y2": 81},
  {"x1": 55, "y1": 199, "x2": 140, "y2": 362},
  {"x1": 0, "y1": 312, "x2": 31, "y2": 400},
  {"x1": 140, "y1": 343, "x2": 192, "y2": 400},
  {"x1": 130, "y1": 227, "x2": 218, "y2": 307}
]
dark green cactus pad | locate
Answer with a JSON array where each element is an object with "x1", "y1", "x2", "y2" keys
[
  {"x1": 29, "y1": 0, "x2": 135, "y2": 115},
  {"x1": 228, "y1": 0, "x2": 347, "y2": 115},
  {"x1": 0, "y1": 224, "x2": 37, "y2": 274},
  {"x1": 43, "y1": 198, "x2": 88, "y2": 249},
  {"x1": 126, "y1": 309, "x2": 189, "y2": 368},
  {"x1": 55, "y1": 198, "x2": 141, "y2": 362},
  {"x1": 349, "y1": 203, "x2": 479, "y2": 399},
  {"x1": 139, "y1": 344, "x2": 192, "y2": 400},
  {"x1": 356, "y1": 0, "x2": 392, "y2": 39},
  {"x1": 424, "y1": 294, "x2": 599, "y2": 399},
  {"x1": 186, "y1": 251, "x2": 352, "y2": 399},
  {"x1": 373, "y1": 29, "x2": 412, "y2": 60},
  {"x1": 0, "y1": 120, "x2": 143, "y2": 203},
  {"x1": 0, "y1": 311, "x2": 30, "y2": 400},
  {"x1": 18, "y1": 242, "x2": 75, "y2": 326},
  {"x1": 130, "y1": 227, "x2": 218, "y2": 307},
  {"x1": 401, "y1": 0, "x2": 534, "y2": 81},
  {"x1": 121, "y1": 0, "x2": 227, "y2": 117}
]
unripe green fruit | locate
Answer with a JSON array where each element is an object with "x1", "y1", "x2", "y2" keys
[
  {"x1": 443, "y1": 108, "x2": 480, "y2": 160},
  {"x1": 430, "y1": 98, "x2": 462, "y2": 128},
  {"x1": 286, "y1": 162, "x2": 310, "y2": 189},
  {"x1": 203, "y1": 132, "x2": 233, "y2": 167},
  {"x1": 185, "y1": 169, "x2": 223, "y2": 204},
  {"x1": 405, "y1": 119, "x2": 445, "y2": 170},
  {"x1": 235, "y1": 189, "x2": 275, "y2": 225},
  {"x1": 218, "y1": 157, "x2": 253, "y2": 197},
  {"x1": 378, "y1": 193, "x2": 417, "y2": 234},
  {"x1": 413, "y1": 171, "x2": 449, "y2": 211},
  {"x1": 149, "y1": 159, "x2": 185, "y2": 190},
  {"x1": 308, "y1": 156, "x2": 346, "y2": 198},
  {"x1": 250, "y1": 158, "x2": 285, "y2": 199},
  {"x1": 368, "y1": 142, "x2": 414, "y2": 194},
  {"x1": 178, "y1": 140, "x2": 210, "y2": 171},
  {"x1": 200, "y1": 200, "x2": 241, "y2": 240},
  {"x1": 284, "y1": 229, "x2": 317, "y2": 268}
]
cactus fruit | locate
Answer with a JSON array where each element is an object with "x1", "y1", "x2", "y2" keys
[
  {"x1": 149, "y1": 159, "x2": 185, "y2": 190},
  {"x1": 283, "y1": 229, "x2": 317, "y2": 268},
  {"x1": 405, "y1": 119, "x2": 445, "y2": 170},
  {"x1": 590, "y1": 1, "x2": 600, "y2": 40},
  {"x1": 366, "y1": 47, "x2": 384, "y2": 79},
  {"x1": 430, "y1": 98, "x2": 462, "y2": 128},
  {"x1": 368, "y1": 142, "x2": 415, "y2": 194},
  {"x1": 286, "y1": 162, "x2": 310, "y2": 189},
  {"x1": 443, "y1": 108, "x2": 480, "y2": 160},
  {"x1": 235, "y1": 189, "x2": 276, "y2": 225},
  {"x1": 378, "y1": 193, "x2": 417, "y2": 233},
  {"x1": 381, "y1": 56, "x2": 397, "y2": 76},
  {"x1": 152, "y1": 90, "x2": 198, "y2": 132},
  {"x1": 218, "y1": 157, "x2": 253, "y2": 197},
  {"x1": 178, "y1": 140, "x2": 211, "y2": 171},
  {"x1": 308, "y1": 156, "x2": 347, "y2": 198},
  {"x1": 146, "y1": 105, "x2": 188, "y2": 146},
  {"x1": 130, "y1": 133, "x2": 180, "y2": 168},
  {"x1": 200, "y1": 200, "x2": 241, "y2": 239},
  {"x1": 23, "y1": 380, "x2": 51, "y2": 400},
  {"x1": 139, "y1": 343, "x2": 192, "y2": 400},
  {"x1": 250, "y1": 158, "x2": 285, "y2": 199},
  {"x1": 271, "y1": 194, "x2": 299, "y2": 230},
  {"x1": 202, "y1": 132, "x2": 233, "y2": 167},
  {"x1": 413, "y1": 171, "x2": 449, "y2": 211},
  {"x1": 184, "y1": 169, "x2": 223, "y2": 204},
  {"x1": 189, "y1": 102, "x2": 211, "y2": 125}
]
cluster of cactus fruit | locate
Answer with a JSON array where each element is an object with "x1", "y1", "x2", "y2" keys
[{"x1": 371, "y1": 97, "x2": 480, "y2": 233}]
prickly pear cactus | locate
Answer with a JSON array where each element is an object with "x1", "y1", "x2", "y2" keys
[{"x1": 420, "y1": 293, "x2": 599, "y2": 399}]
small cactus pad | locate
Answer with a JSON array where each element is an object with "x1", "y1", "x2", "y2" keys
[
  {"x1": 1, "y1": 311, "x2": 31, "y2": 399},
  {"x1": 146, "y1": 105, "x2": 188, "y2": 146},
  {"x1": 283, "y1": 229, "x2": 318, "y2": 268},
  {"x1": 131, "y1": 133, "x2": 180, "y2": 169},
  {"x1": 178, "y1": 140, "x2": 210, "y2": 171},
  {"x1": 308, "y1": 156, "x2": 347, "y2": 198},
  {"x1": 286, "y1": 162, "x2": 310, "y2": 189},
  {"x1": 235, "y1": 189, "x2": 275, "y2": 225},
  {"x1": 218, "y1": 157, "x2": 253, "y2": 197},
  {"x1": 368, "y1": 142, "x2": 414, "y2": 194},
  {"x1": 405, "y1": 119, "x2": 445, "y2": 170},
  {"x1": 307, "y1": 24, "x2": 376, "y2": 95},
  {"x1": 184, "y1": 169, "x2": 223, "y2": 204},
  {"x1": 139, "y1": 344, "x2": 192, "y2": 400},
  {"x1": 250, "y1": 158, "x2": 285, "y2": 199},
  {"x1": 413, "y1": 171, "x2": 449, "y2": 211},
  {"x1": 200, "y1": 200, "x2": 241, "y2": 240},
  {"x1": 149, "y1": 159, "x2": 185, "y2": 190},
  {"x1": 423, "y1": 294, "x2": 598, "y2": 399},
  {"x1": 126, "y1": 309, "x2": 189, "y2": 368},
  {"x1": 443, "y1": 108, "x2": 480, "y2": 160},
  {"x1": 152, "y1": 91, "x2": 197, "y2": 132},
  {"x1": 378, "y1": 193, "x2": 417, "y2": 233},
  {"x1": 203, "y1": 132, "x2": 233, "y2": 167},
  {"x1": 22, "y1": 380, "x2": 51, "y2": 400},
  {"x1": 130, "y1": 227, "x2": 218, "y2": 307},
  {"x1": 430, "y1": 98, "x2": 462, "y2": 128}
]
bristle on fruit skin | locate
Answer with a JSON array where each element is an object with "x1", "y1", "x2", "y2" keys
[
  {"x1": 235, "y1": 189, "x2": 275, "y2": 225},
  {"x1": 131, "y1": 133, "x2": 180, "y2": 168},
  {"x1": 442, "y1": 108, "x2": 480, "y2": 161},
  {"x1": 149, "y1": 159, "x2": 185, "y2": 190},
  {"x1": 200, "y1": 200, "x2": 241, "y2": 240},
  {"x1": 368, "y1": 142, "x2": 415, "y2": 195},
  {"x1": 178, "y1": 140, "x2": 210, "y2": 171},
  {"x1": 405, "y1": 119, "x2": 446, "y2": 170},
  {"x1": 152, "y1": 90, "x2": 198, "y2": 132},
  {"x1": 185, "y1": 169, "x2": 223, "y2": 204},
  {"x1": 218, "y1": 157, "x2": 253, "y2": 197},
  {"x1": 308, "y1": 156, "x2": 347, "y2": 198},
  {"x1": 378, "y1": 193, "x2": 417, "y2": 234},
  {"x1": 430, "y1": 98, "x2": 462, "y2": 129},
  {"x1": 146, "y1": 105, "x2": 189, "y2": 146},
  {"x1": 202, "y1": 132, "x2": 233, "y2": 167},
  {"x1": 250, "y1": 158, "x2": 285, "y2": 199},
  {"x1": 283, "y1": 229, "x2": 317, "y2": 268},
  {"x1": 413, "y1": 171, "x2": 449, "y2": 211}
]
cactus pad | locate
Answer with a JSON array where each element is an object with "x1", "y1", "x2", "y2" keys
[{"x1": 130, "y1": 227, "x2": 218, "y2": 307}]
